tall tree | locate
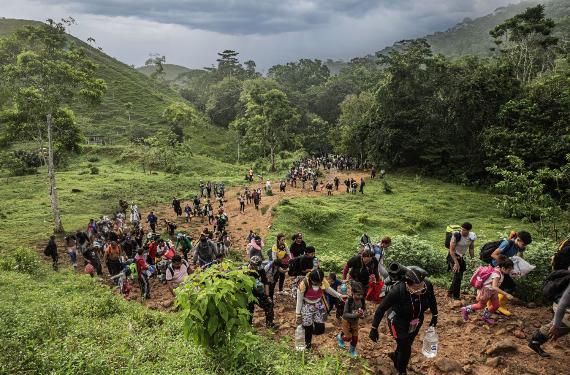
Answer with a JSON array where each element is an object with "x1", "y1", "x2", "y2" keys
[
  {"x1": 145, "y1": 53, "x2": 166, "y2": 84},
  {"x1": 162, "y1": 102, "x2": 197, "y2": 143},
  {"x1": 232, "y1": 79, "x2": 299, "y2": 170},
  {"x1": 490, "y1": 4, "x2": 558, "y2": 84},
  {"x1": 216, "y1": 50, "x2": 243, "y2": 78},
  {"x1": 205, "y1": 76, "x2": 242, "y2": 127},
  {"x1": 0, "y1": 19, "x2": 106, "y2": 233}
]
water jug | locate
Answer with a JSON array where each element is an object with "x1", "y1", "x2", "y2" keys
[
  {"x1": 421, "y1": 326, "x2": 438, "y2": 358},
  {"x1": 295, "y1": 325, "x2": 306, "y2": 351}
]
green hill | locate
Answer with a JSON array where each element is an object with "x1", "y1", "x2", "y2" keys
[
  {"x1": 0, "y1": 19, "x2": 192, "y2": 141},
  {"x1": 136, "y1": 63, "x2": 193, "y2": 82},
  {"x1": 418, "y1": 0, "x2": 569, "y2": 57}
]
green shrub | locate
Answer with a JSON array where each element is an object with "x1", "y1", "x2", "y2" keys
[
  {"x1": 385, "y1": 235, "x2": 446, "y2": 276},
  {"x1": 297, "y1": 206, "x2": 338, "y2": 231},
  {"x1": 266, "y1": 190, "x2": 274, "y2": 196},
  {"x1": 0, "y1": 247, "x2": 45, "y2": 275},
  {"x1": 90, "y1": 166, "x2": 99, "y2": 175},
  {"x1": 1, "y1": 150, "x2": 42, "y2": 176},
  {"x1": 383, "y1": 180, "x2": 393, "y2": 194},
  {"x1": 176, "y1": 261, "x2": 255, "y2": 348},
  {"x1": 87, "y1": 156, "x2": 100, "y2": 163}
]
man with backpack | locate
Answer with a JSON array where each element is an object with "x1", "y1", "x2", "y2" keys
[
  {"x1": 192, "y1": 233, "x2": 216, "y2": 267},
  {"x1": 247, "y1": 256, "x2": 278, "y2": 330},
  {"x1": 446, "y1": 222, "x2": 476, "y2": 300},
  {"x1": 175, "y1": 233, "x2": 193, "y2": 261},
  {"x1": 485, "y1": 231, "x2": 532, "y2": 293},
  {"x1": 528, "y1": 268, "x2": 570, "y2": 357}
]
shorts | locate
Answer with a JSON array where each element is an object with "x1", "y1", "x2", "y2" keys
[
  {"x1": 301, "y1": 301, "x2": 327, "y2": 326},
  {"x1": 342, "y1": 319, "x2": 359, "y2": 339}
]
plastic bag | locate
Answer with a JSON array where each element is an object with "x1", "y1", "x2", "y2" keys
[{"x1": 510, "y1": 255, "x2": 535, "y2": 277}]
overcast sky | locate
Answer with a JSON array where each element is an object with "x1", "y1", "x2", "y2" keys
[{"x1": 2, "y1": 0, "x2": 521, "y2": 72}]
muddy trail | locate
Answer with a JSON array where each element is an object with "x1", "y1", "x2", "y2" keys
[{"x1": 40, "y1": 170, "x2": 568, "y2": 375}]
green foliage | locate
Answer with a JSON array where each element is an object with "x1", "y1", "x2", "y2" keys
[
  {"x1": 487, "y1": 155, "x2": 570, "y2": 237},
  {"x1": 385, "y1": 235, "x2": 446, "y2": 276},
  {"x1": 0, "y1": 247, "x2": 45, "y2": 275},
  {"x1": 382, "y1": 180, "x2": 393, "y2": 194},
  {"x1": 297, "y1": 205, "x2": 338, "y2": 231},
  {"x1": 90, "y1": 166, "x2": 99, "y2": 175},
  {"x1": 0, "y1": 149, "x2": 42, "y2": 176},
  {"x1": 490, "y1": 4, "x2": 558, "y2": 84},
  {"x1": 176, "y1": 261, "x2": 255, "y2": 348},
  {"x1": 206, "y1": 77, "x2": 242, "y2": 127}
]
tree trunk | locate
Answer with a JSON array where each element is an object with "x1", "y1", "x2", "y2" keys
[
  {"x1": 237, "y1": 139, "x2": 240, "y2": 165},
  {"x1": 47, "y1": 114, "x2": 64, "y2": 233},
  {"x1": 270, "y1": 145, "x2": 276, "y2": 171}
]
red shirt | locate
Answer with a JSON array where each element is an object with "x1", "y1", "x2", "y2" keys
[
  {"x1": 148, "y1": 241, "x2": 158, "y2": 259},
  {"x1": 135, "y1": 254, "x2": 148, "y2": 277}
]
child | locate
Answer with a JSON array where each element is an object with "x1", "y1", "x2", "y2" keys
[
  {"x1": 326, "y1": 272, "x2": 343, "y2": 319},
  {"x1": 337, "y1": 281, "x2": 365, "y2": 357},
  {"x1": 461, "y1": 255, "x2": 514, "y2": 324}
]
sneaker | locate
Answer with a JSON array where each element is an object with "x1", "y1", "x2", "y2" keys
[
  {"x1": 481, "y1": 316, "x2": 496, "y2": 325},
  {"x1": 528, "y1": 341, "x2": 551, "y2": 358},
  {"x1": 460, "y1": 307, "x2": 470, "y2": 321},
  {"x1": 336, "y1": 333, "x2": 346, "y2": 349}
]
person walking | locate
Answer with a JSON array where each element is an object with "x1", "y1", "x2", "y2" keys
[
  {"x1": 447, "y1": 222, "x2": 476, "y2": 300},
  {"x1": 147, "y1": 211, "x2": 158, "y2": 233},
  {"x1": 44, "y1": 235, "x2": 58, "y2": 270},
  {"x1": 369, "y1": 266, "x2": 438, "y2": 375}
]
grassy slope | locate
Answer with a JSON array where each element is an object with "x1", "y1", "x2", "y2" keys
[
  {"x1": 0, "y1": 264, "x2": 350, "y2": 375},
  {"x1": 0, "y1": 19, "x2": 224, "y2": 143},
  {"x1": 269, "y1": 174, "x2": 525, "y2": 268}
]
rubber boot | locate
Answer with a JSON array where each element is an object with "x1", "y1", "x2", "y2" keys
[
  {"x1": 336, "y1": 333, "x2": 346, "y2": 349},
  {"x1": 489, "y1": 293, "x2": 511, "y2": 316},
  {"x1": 349, "y1": 344, "x2": 358, "y2": 358},
  {"x1": 528, "y1": 331, "x2": 551, "y2": 358}
]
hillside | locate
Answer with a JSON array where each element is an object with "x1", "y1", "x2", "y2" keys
[
  {"x1": 136, "y1": 63, "x2": 193, "y2": 82},
  {"x1": 0, "y1": 19, "x2": 188, "y2": 141},
  {"x1": 419, "y1": 0, "x2": 569, "y2": 58}
]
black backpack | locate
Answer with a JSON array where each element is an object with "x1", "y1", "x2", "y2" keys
[
  {"x1": 553, "y1": 237, "x2": 570, "y2": 271},
  {"x1": 444, "y1": 225, "x2": 462, "y2": 249},
  {"x1": 543, "y1": 270, "x2": 570, "y2": 302},
  {"x1": 479, "y1": 240, "x2": 505, "y2": 264},
  {"x1": 288, "y1": 256, "x2": 302, "y2": 277}
]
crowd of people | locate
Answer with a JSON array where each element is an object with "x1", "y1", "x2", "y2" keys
[{"x1": 41, "y1": 156, "x2": 570, "y2": 375}]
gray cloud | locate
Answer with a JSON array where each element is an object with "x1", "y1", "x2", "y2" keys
[
  {"x1": 31, "y1": 0, "x2": 390, "y2": 34},
  {"x1": 6, "y1": 0, "x2": 521, "y2": 70}
]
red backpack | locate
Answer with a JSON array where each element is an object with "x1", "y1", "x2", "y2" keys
[{"x1": 470, "y1": 265, "x2": 496, "y2": 289}]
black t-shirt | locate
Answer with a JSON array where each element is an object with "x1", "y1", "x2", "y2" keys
[
  {"x1": 248, "y1": 268, "x2": 269, "y2": 285},
  {"x1": 290, "y1": 241, "x2": 307, "y2": 258},
  {"x1": 372, "y1": 280, "x2": 438, "y2": 338},
  {"x1": 299, "y1": 255, "x2": 315, "y2": 274},
  {"x1": 347, "y1": 255, "x2": 379, "y2": 285}
]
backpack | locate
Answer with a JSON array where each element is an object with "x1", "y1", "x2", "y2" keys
[
  {"x1": 553, "y1": 237, "x2": 570, "y2": 271},
  {"x1": 470, "y1": 265, "x2": 496, "y2": 289},
  {"x1": 444, "y1": 225, "x2": 462, "y2": 249},
  {"x1": 479, "y1": 240, "x2": 505, "y2": 264},
  {"x1": 128, "y1": 262, "x2": 138, "y2": 280},
  {"x1": 288, "y1": 256, "x2": 303, "y2": 277},
  {"x1": 543, "y1": 270, "x2": 570, "y2": 302}
]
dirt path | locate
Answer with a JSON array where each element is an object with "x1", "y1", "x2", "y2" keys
[{"x1": 40, "y1": 169, "x2": 569, "y2": 374}]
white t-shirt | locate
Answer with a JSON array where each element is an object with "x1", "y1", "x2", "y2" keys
[
  {"x1": 483, "y1": 270, "x2": 503, "y2": 290},
  {"x1": 166, "y1": 261, "x2": 189, "y2": 287},
  {"x1": 450, "y1": 232, "x2": 476, "y2": 257}
]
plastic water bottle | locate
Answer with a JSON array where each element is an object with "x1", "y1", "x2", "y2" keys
[
  {"x1": 422, "y1": 326, "x2": 439, "y2": 358},
  {"x1": 295, "y1": 325, "x2": 306, "y2": 351},
  {"x1": 340, "y1": 282, "x2": 348, "y2": 294}
]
